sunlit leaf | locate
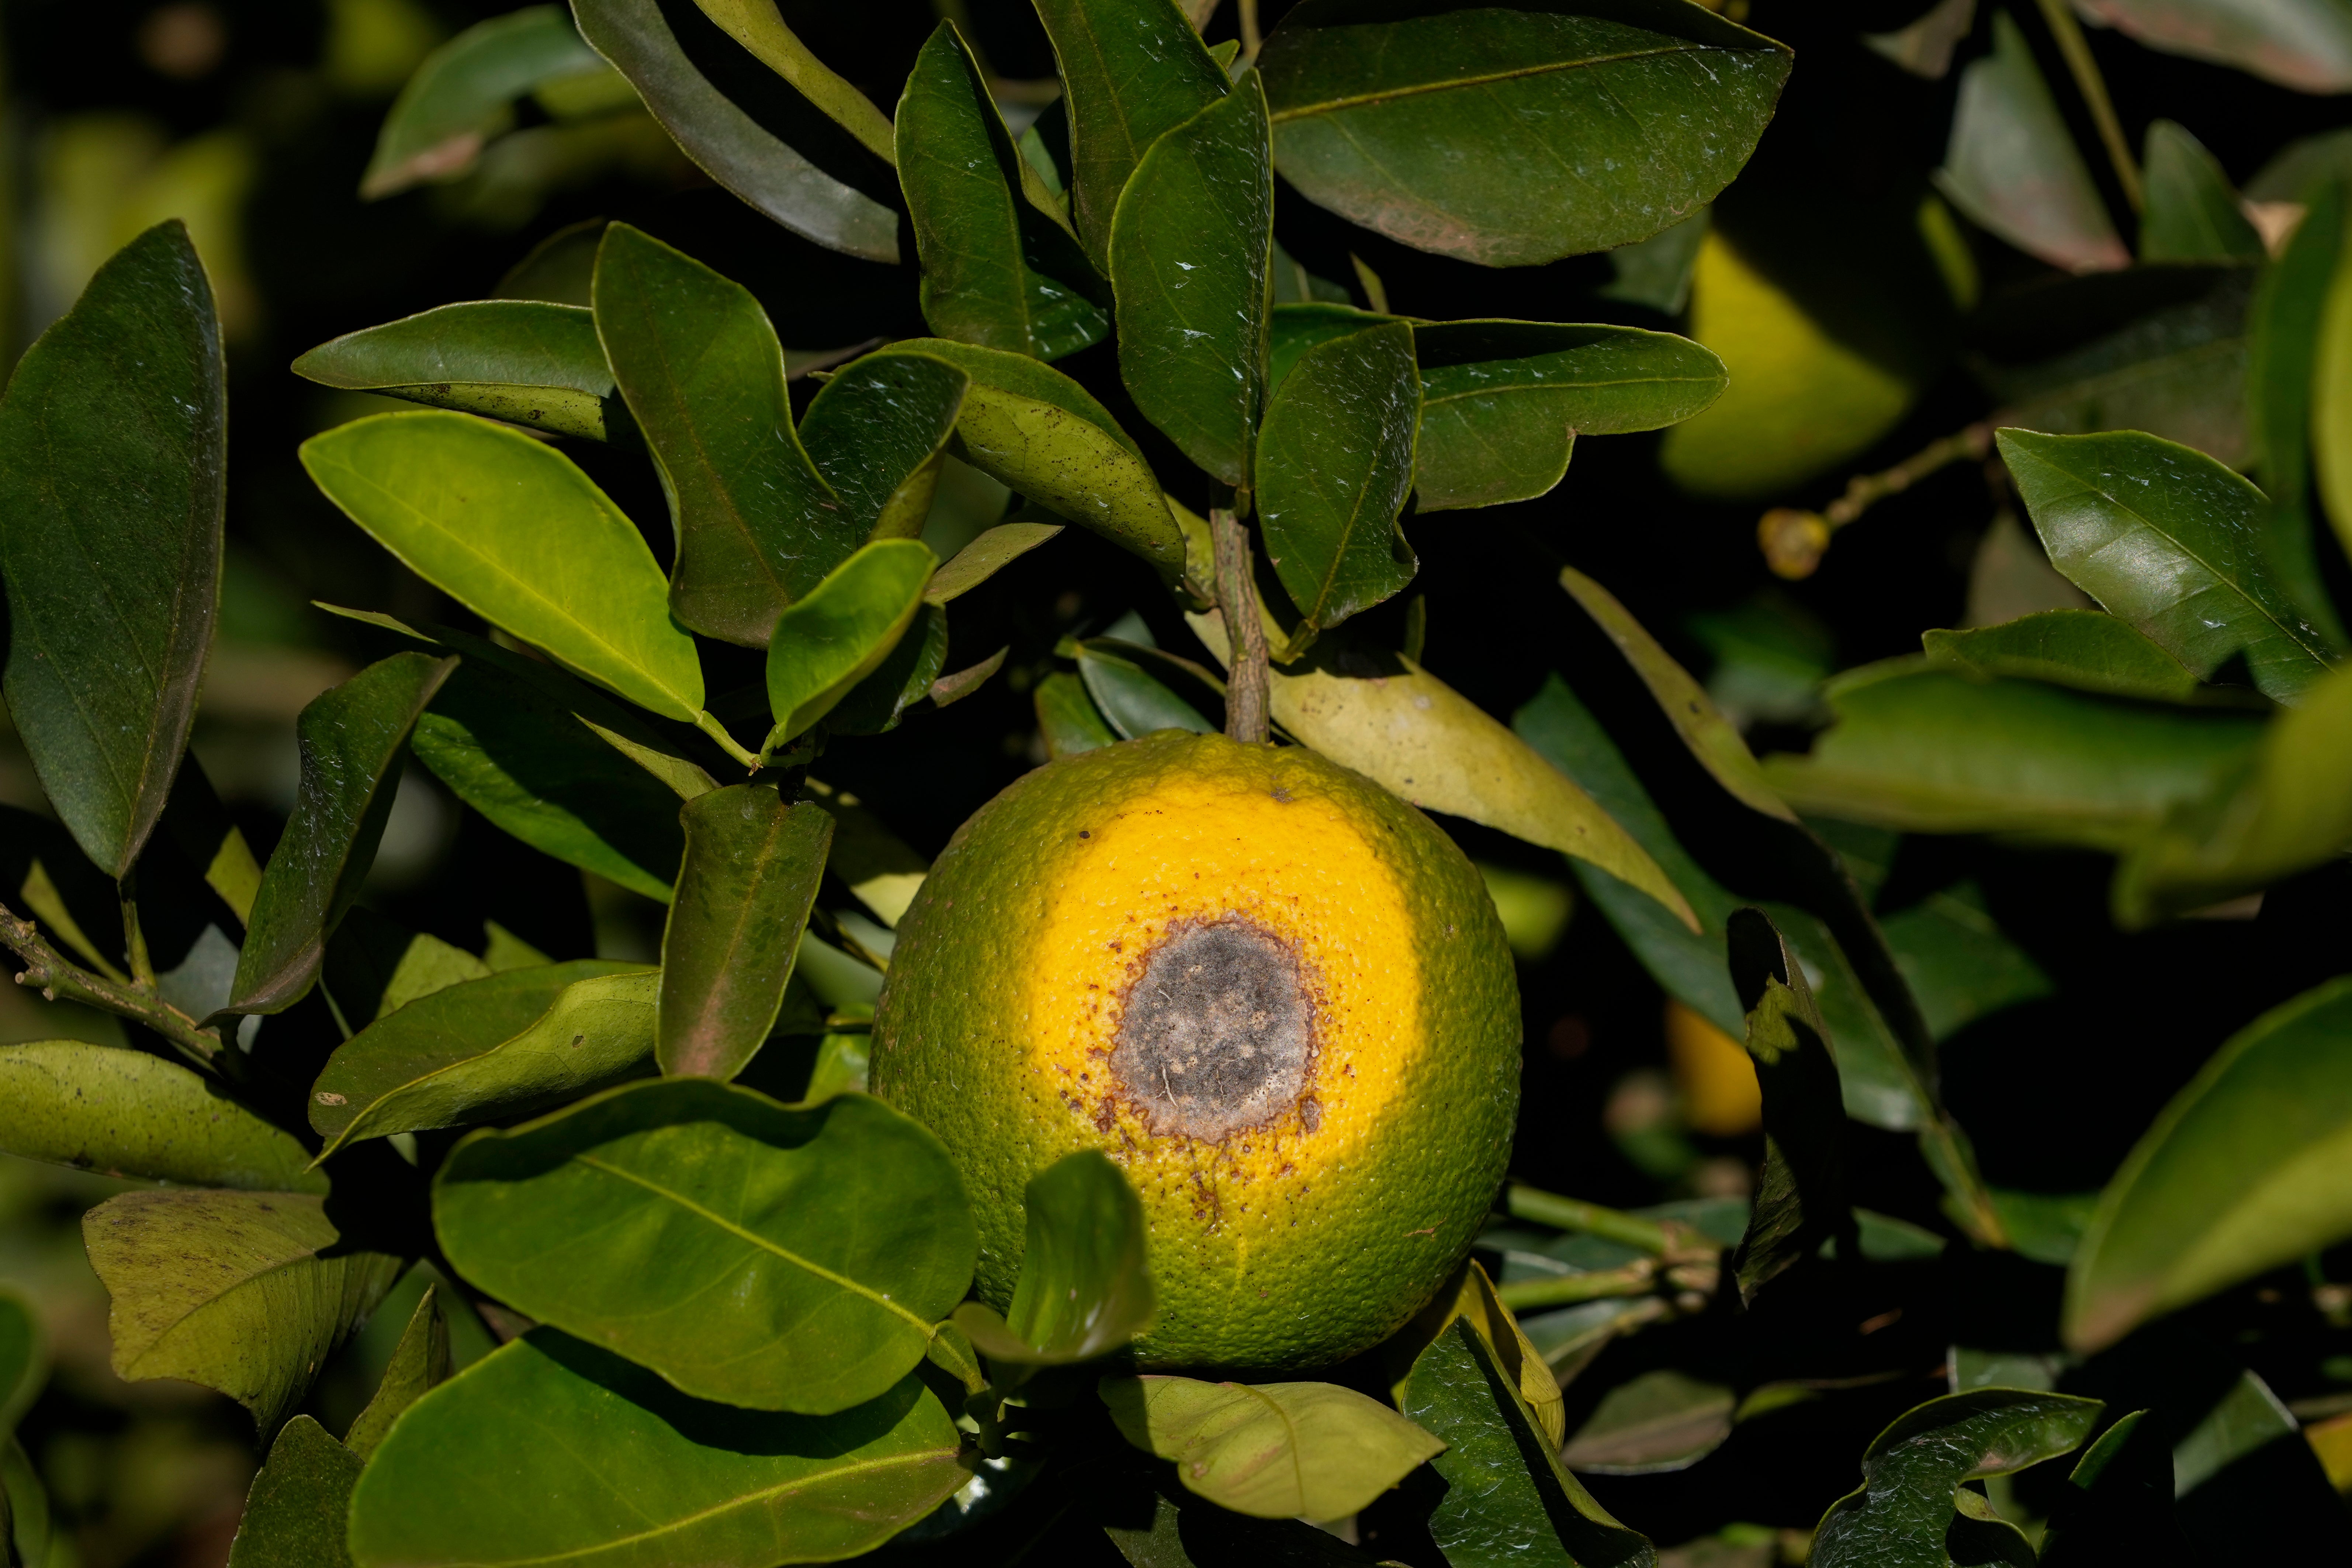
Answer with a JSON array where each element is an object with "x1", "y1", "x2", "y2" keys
[
  {"x1": 954, "y1": 1151, "x2": 1154, "y2": 1366},
  {"x1": 763, "y1": 540, "x2": 937, "y2": 749},
  {"x1": 926, "y1": 522, "x2": 1064, "y2": 603},
  {"x1": 1102, "y1": 1373, "x2": 1443, "y2": 1520},
  {"x1": 292, "y1": 301, "x2": 623, "y2": 443},
  {"x1": 0, "y1": 1041, "x2": 325, "y2": 1193},
  {"x1": 659, "y1": 787, "x2": 831, "y2": 1080}
]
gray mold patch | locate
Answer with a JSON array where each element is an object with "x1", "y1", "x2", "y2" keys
[{"x1": 1112, "y1": 919, "x2": 1313, "y2": 1141}]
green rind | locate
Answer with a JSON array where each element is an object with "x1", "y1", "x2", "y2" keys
[{"x1": 870, "y1": 732, "x2": 1518, "y2": 1371}]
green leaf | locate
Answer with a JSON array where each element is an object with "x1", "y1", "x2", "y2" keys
[
  {"x1": 659, "y1": 788, "x2": 831, "y2": 1079},
  {"x1": 0, "y1": 1292, "x2": 38, "y2": 1447},
  {"x1": 321, "y1": 913, "x2": 494, "y2": 1026},
  {"x1": 798, "y1": 351, "x2": 970, "y2": 536},
  {"x1": 687, "y1": 0, "x2": 897, "y2": 165},
  {"x1": 1725, "y1": 909, "x2": 1850, "y2": 1303},
  {"x1": 309, "y1": 961, "x2": 658, "y2": 1158},
  {"x1": 1037, "y1": 670, "x2": 1117, "y2": 757},
  {"x1": 1259, "y1": 322, "x2": 1420, "y2": 631},
  {"x1": 301, "y1": 412, "x2": 704, "y2": 718},
  {"x1": 2140, "y1": 121, "x2": 2265, "y2": 263},
  {"x1": 411, "y1": 657, "x2": 688, "y2": 905},
  {"x1": 1410, "y1": 322, "x2": 1726, "y2": 513},
  {"x1": 1399, "y1": 1319, "x2": 1655, "y2": 1567},
  {"x1": 897, "y1": 23, "x2": 1108, "y2": 361},
  {"x1": 1031, "y1": 0, "x2": 1229, "y2": 268},
  {"x1": 1078, "y1": 640, "x2": 1216, "y2": 739},
  {"x1": 0, "y1": 1437, "x2": 48, "y2": 1568},
  {"x1": 434, "y1": 1080, "x2": 977, "y2": 1414},
  {"x1": 1102, "y1": 1373, "x2": 1444, "y2": 1521},
  {"x1": 953, "y1": 1151, "x2": 1154, "y2": 1366},
  {"x1": 2250, "y1": 183, "x2": 2343, "y2": 635},
  {"x1": 360, "y1": 6, "x2": 609, "y2": 198},
  {"x1": 1191, "y1": 611, "x2": 1696, "y2": 929},
  {"x1": 1558, "y1": 1368, "x2": 1736, "y2": 1476},
  {"x1": 2074, "y1": 0, "x2": 2352, "y2": 91},
  {"x1": 1109, "y1": 75, "x2": 1274, "y2": 488},
  {"x1": 1935, "y1": 13, "x2": 2128, "y2": 274},
  {"x1": 1922, "y1": 610, "x2": 2208, "y2": 703},
  {"x1": 0, "y1": 1041, "x2": 326, "y2": 1193},
  {"x1": 927, "y1": 521, "x2": 1064, "y2": 603},
  {"x1": 827, "y1": 604, "x2": 950, "y2": 735},
  {"x1": 591, "y1": 222, "x2": 854, "y2": 648},
  {"x1": 2065, "y1": 974, "x2": 2352, "y2": 1351},
  {"x1": 0, "y1": 221, "x2": 222, "y2": 878},
  {"x1": 872, "y1": 340, "x2": 1185, "y2": 577},
  {"x1": 224, "y1": 652, "x2": 458, "y2": 1019},
  {"x1": 292, "y1": 301, "x2": 624, "y2": 444},
  {"x1": 1879, "y1": 883, "x2": 2054, "y2": 1043},
  {"x1": 226, "y1": 1415, "x2": 363, "y2": 1568},
  {"x1": 348, "y1": 1333, "x2": 967, "y2": 1568},
  {"x1": 764, "y1": 540, "x2": 937, "y2": 749},
  {"x1": 1809, "y1": 1388, "x2": 2104, "y2": 1568},
  {"x1": 1261, "y1": 0, "x2": 1789, "y2": 267},
  {"x1": 344, "y1": 1285, "x2": 449, "y2": 1461},
  {"x1": 83, "y1": 1189, "x2": 403, "y2": 1434},
  {"x1": 2114, "y1": 663, "x2": 2352, "y2": 922},
  {"x1": 1763, "y1": 662, "x2": 2268, "y2": 847},
  {"x1": 2311, "y1": 188, "x2": 2352, "y2": 572},
  {"x1": 569, "y1": 0, "x2": 900, "y2": 262},
  {"x1": 1999, "y1": 428, "x2": 2336, "y2": 703}
]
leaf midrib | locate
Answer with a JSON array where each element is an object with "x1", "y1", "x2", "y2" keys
[
  {"x1": 1420, "y1": 371, "x2": 1721, "y2": 410},
  {"x1": 571, "y1": 1152, "x2": 933, "y2": 1333},
  {"x1": 1268, "y1": 43, "x2": 1716, "y2": 122}
]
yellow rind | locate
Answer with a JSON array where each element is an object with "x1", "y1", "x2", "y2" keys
[{"x1": 871, "y1": 732, "x2": 1520, "y2": 1371}]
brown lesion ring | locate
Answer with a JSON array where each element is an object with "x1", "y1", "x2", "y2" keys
[{"x1": 1108, "y1": 916, "x2": 1319, "y2": 1142}]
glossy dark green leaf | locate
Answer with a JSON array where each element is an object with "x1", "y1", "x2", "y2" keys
[
  {"x1": 570, "y1": 0, "x2": 900, "y2": 262},
  {"x1": 83, "y1": 1189, "x2": 402, "y2": 1434},
  {"x1": 2248, "y1": 183, "x2": 2344, "y2": 635},
  {"x1": 927, "y1": 522, "x2": 1064, "y2": 603},
  {"x1": 1258, "y1": 322, "x2": 1419, "y2": 631},
  {"x1": 226, "y1": 1415, "x2": 362, "y2": 1568},
  {"x1": 434, "y1": 1080, "x2": 977, "y2": 1414},
  {"x1": 1078, "y1": 641, "x2": 1216, "y2": 739},
  {"x1": 1410, "y1": 322, "x2": 1726, "y2": 513},
  {"x1": 1922, "y1": 610, "x2": 2207, "y2": 703},
  {"x1": 2074, "y1": 0, "x2": 2352, "y2": 91},
  {"x1": 763, "y1": 540, "x2": 936, "y2": 749},
  {"x1": 2065, "y1": 974, "x2": 2352, "y2": 1350},
  {"x1": 360, "y1": 6, "x2": 607, "y2": 196},
  {"x1": 798, "y1": 352, "x2": 969, "y2": 536},
  {"x1": 1879, "y1": 883, "x2": 2053, "y2": 1042},
  {"x1": 1559, "y1": 1369, "x2": 1736, "y2": 1476},
  {"x1": 301, "y1": 412, "x2": 705, "y2": 719},
  {"x1": 1037, "y1": 670, "x2": 1117, "y2": 757},
  {"x1": 224, "y1": 653, "x2": 457, "y2": 1019},
  {"x1": 2000, "y1": 428, "x2": 2336, "y2": 703},
  {"x1": 1110, "y1": 75, "x2": 1273, "y2": 488},
  {"x1": 1725, "y1": 909, "x2": 1850, "y2": 1303},
  {"x1": 827, "y1": 603, "x2": 950, "y2": 736},
  {"x1": 1031, "y1": 0, "x2": 1228, "y2": 268},
  {"x1": 2141, "y1": 121, "x2": 2265, "y2": 263},
  {"x1": 659, "y1": 788, "x2": 831, "y2": 1080},
  {"x1": 1400, "y1": 1319, "x2": 1655, "y2": 1567},
  {"x1": 1262, "y1": 0, "x2": 1786, "y2": 267},
  {"x1": 953, "y1": 1151, "x2": 1154, "y2": 1366},
  {"x1": 897, "y1": 23, "x2": 1107, "y2": 361},
  {"x1": 411, "y1": 657, "x2": 688, "y2": 905},
  {"x1": 1103, "y1": 1373, "x2": 1443, "y2": 1520},
  {"x1": 0, "y1": 221, "x2": 221, "y2": 878},
  {"x1": 1762, "y1": 663, "x2": 2267, "y2": 848},
  {"x1": 347, "y1": 1333, "x2": 966, "y2": 1568},
  {"x1": 344, "y1": 1285, "x2": 449, "y2": 1461},
  {"x1": 1191, "y1": 609, "x2": 1694, "y2": 925},
  {"x1": 0, "y1": 1041, "x2": 325, "y2": 1193},
  {"x1": 2114, "y1": 664, "x2": 2352, "y2": 922},
  {"x1": 292, "y1": 301, "x2": 623, "y2": 443},
  {"x1": 1935, "y1": 13, "x2": 2128, "y2": 274},
  {"x1": 872, "y1": 340, "x2": 1185, "y2": 576},
  {"x1": 1809, "y1": 1388, "x2": 2104, "y2": 1568},
  {"x1": 592, "y1": 222, "x2": 853, "y2": 647},
  {"x1": 309, "y1": 961, "x2": 657, "y2": 1157}
]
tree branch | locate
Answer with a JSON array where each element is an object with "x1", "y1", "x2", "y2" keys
[
  {"x1": 1212, "y1": 507, "x2": 1271, "y2": 745},
  {"x1": 0, "y1": 900, "x2": 221, "y2": 1064}
]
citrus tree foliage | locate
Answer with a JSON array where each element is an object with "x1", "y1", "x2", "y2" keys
[{"x1": 0, "y1": 0, "x2": 2349, "y2": 1563}]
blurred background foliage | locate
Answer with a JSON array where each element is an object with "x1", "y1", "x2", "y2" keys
[{"x1": 1, "y1": 0, "x2": 2351, "y2": 1561}]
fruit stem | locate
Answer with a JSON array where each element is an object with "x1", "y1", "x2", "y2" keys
[
  {"x1": 0, "y1": 899, "x2": 221, "y2": 1066},
  {"x1": 1493, "y1": 1259, "x2": 1659, "y2": 1311},
  {"x1": 1212, "y1": 507, "x2": 1272, "y2": 744}
]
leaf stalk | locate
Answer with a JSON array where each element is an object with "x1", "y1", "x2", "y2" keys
[{"x1": 0, "y1": 900, "x2": 220, "y2": 1064}]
